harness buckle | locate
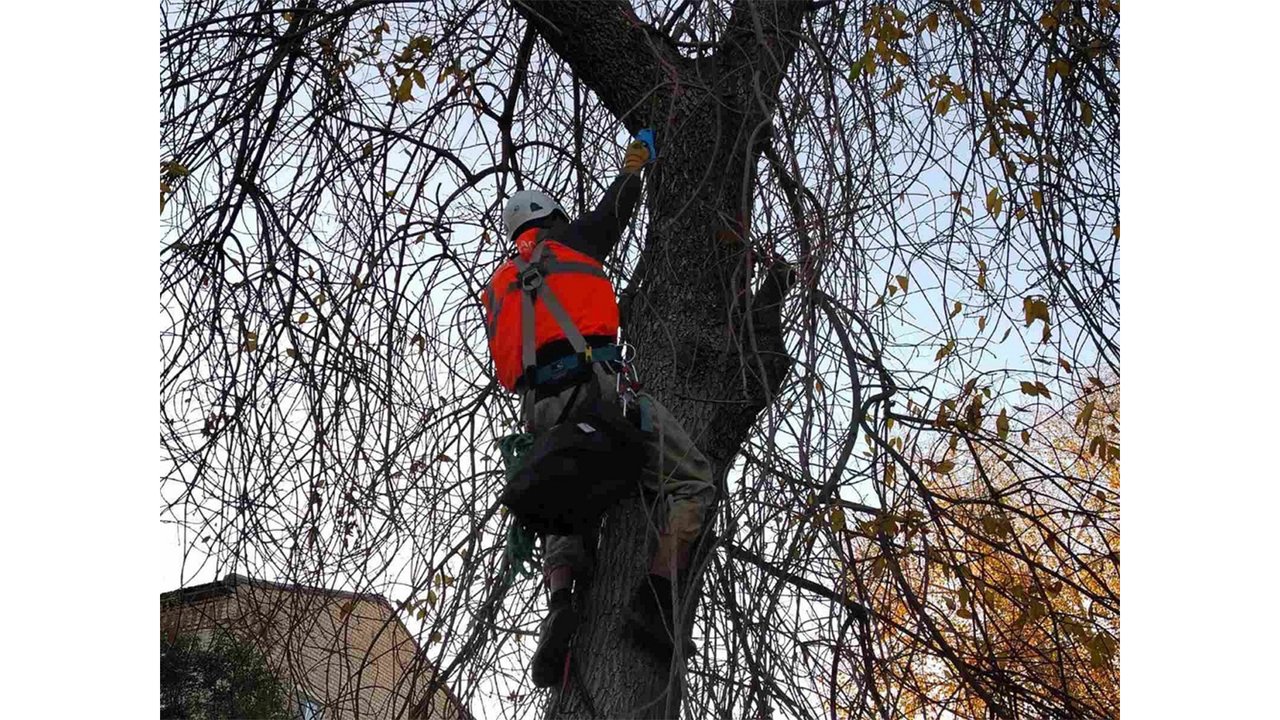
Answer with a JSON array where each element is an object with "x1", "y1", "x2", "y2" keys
[{"x1": 518, "y1": 264, "x2": 545, "y2": 291}]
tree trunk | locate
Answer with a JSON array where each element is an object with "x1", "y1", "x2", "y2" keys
[{"x1": 513, "y1": 2, "x2": 810, "y2": 717}]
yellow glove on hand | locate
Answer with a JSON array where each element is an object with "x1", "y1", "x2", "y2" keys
[{"x1": 622, "y1": 140, "x2": 650, "y2": 173}]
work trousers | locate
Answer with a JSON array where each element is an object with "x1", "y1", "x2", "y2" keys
[{"x1": 531, "y1": 370, "x2": 715, "y2": 580}]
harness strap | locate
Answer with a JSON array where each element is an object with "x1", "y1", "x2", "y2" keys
[
  {"x1": 532, "y1": 345, "x2": 623, "y2": 387},
  {"x1": 511, "y1": 235, "x2": 612, "y2": 427},
  {"x1": 483, "y1": 285, "x2": 502, "y2": 341},
  {"x1": 538, "y1": 258, "x2": 609, "y2": 280}
]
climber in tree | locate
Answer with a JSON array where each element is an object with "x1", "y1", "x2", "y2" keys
[{"x1": 481, "y1": 131, "x2": 716, "y2": 688}]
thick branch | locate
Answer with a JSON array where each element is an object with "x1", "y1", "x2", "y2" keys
[{"x1": 512, "y1": 0, "x2": 686, "y2": 132}]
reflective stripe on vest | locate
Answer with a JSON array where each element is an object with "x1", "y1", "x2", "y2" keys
[{"x1": 482, "y1": 233, "x2": 619, "y2": 392}]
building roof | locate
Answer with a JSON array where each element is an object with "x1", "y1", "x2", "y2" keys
[{"x1": 161, "y1": 573, "x2": 393, "y2": 611}]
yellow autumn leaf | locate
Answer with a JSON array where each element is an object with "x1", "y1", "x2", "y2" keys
[
  {"x1": 935, "y1": 339, "x2": 956, "y2": 362},
  {"x1": 830, "y1": 506, "x2": 847, "y2": 532},
  {"x1": 896, "y1": 275, "x2": 910, "y2": 292},
  {"x1": 986, "y1": 187, "x2": 1003, "y2": 218},
  {"x1": 1032, "y1": 190, "x2": 1043, "y2": 210},
  {"x1": 298, "y1": 312, "x2": 310, "y2": 324},
  {"x1": 934, "y1": 459, "x2": 955, "y2": 474},
  {"x1": 1023, "y1": 297, "x2": 1050, "y2": 327},
  {"x1": 1047, "y1": 58, "x2": 1071, "y2": 82},
  {"x1": 935, "y1": 94, "x2": 952, "y2": 116},
  {"x1": 978, "y1": 315, "x2": 987, "y2": 331},
  {"x1": 950, "y1": 300, "x2": 963, "y2": 318},
  {"x1": 970, "y1": 0, "x2": 983, "y2": 13},
  {"x1": 1076, "y1": 399, "x2": 1096, "y2": 429},
  {"x1": 881, "y1": 77, "x2": 907, "y2": 99},
  {"x1": 996, "y1": 408, "x2": 1010, "y2": 440},
  {"x1": 394, "y1": 74, "x2": 413, "y2": 103}
]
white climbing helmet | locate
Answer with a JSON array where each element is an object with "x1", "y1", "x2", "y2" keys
[{"x1": 502, "y1": 189, "x2": 565, "y2": 242}]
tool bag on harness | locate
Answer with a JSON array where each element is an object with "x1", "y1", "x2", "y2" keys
[
  {"x1": 500, "y1": 375, "x2": 646, "y2": 535},
  {"x1": 496, "y1": 237, "x2": 646, "y2": 536}
]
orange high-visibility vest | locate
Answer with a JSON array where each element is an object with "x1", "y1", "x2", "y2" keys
[{"x1": 482, "y1": 230, "x2": 619, "y2": 391}]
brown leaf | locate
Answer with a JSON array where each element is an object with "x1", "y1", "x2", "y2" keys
[
  {"x1": 830, "y1": 506, "x2": 847, "y2": 532},
  {"x1": 1077, "y1": 400, "x2": 1096, "y2": 429},
  {"x1": 935, "y1": 340, "x2": 956, "y2": 362},
  {"x1": 1023, "y1": 297, "x2": 1050, "y2": 327},
  {"x1": 986, "y1": 187, "x2": 1003, "y2": 218},
  {"x1": 394, "y1": 74, "x2": 414, "y2": 103}
]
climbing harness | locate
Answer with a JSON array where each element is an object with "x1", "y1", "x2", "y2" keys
[
  {"x1": 483, "y1": 232, "x2": 619, "y2": 392},
  {"x1": 511, "y1": 237, "x2": 615, "y2": 428}
]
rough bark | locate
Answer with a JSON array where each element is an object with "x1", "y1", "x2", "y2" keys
[{"x1": 513, "y1": 2, "x2": 811, "y2": 717}]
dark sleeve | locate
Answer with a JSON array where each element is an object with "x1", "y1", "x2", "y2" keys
[{"x1": 558, "y1": 172, "x2": 643, "y2": 262}]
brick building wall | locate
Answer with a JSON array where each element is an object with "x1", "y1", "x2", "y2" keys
[{"x1": 161, "y1": 575, "x2": 467, "y2": 720}]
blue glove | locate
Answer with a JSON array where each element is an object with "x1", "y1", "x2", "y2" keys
[{"x1": 634, "y1": 128, "x2": 657, "y2": 160}]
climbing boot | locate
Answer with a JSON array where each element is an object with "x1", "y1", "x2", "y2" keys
[
  {"x1": 626, "y1": 574, "x2": 695, "y2": 658},
  {"x1": 530, "y1": 592, "x2": 578, "y2": 688}
]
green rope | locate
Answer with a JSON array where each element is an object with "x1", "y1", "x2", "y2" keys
[
  {"x1": 497, "y1": 432, "x2": 535, "y2": 481},
  {"x1": 496, "y1": 432, "x2": 539, "y2": 584}
]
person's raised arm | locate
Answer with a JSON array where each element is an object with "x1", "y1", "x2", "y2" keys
[{"x1": 561, "y1": 130, "x2": 656, "y2": 262}]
